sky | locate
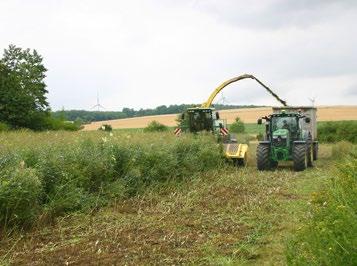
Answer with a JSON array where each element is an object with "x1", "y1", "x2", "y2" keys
[{"x1": 0, "y1": 0, "x2": 356, "y2": 111}]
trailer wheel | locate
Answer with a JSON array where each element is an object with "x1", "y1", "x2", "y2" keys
[
  {"x1": 257, "y1": 144, "x2": 271, "y2": 171},
  {"x1": 306, "y1": 145, "x2": 313, "y2": 167},
  {"x1": 293, "y1": 144, "x2": 307, "y2": 171},
  {"x1": 313, "y1": 142, "x2": 318, "y2": 160},
  {"x1": 307, "y1": 138, "x2": 313, "y2": 168}
]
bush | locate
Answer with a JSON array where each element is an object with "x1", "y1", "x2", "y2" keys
[
  {"x1": 286, "y1": 152, "x2": 357, "y2": 265},
  {"x1": 230, "y1": 117, "x2": 245, "y2": 133},
  {"x1": 318, "y1": 121, "x2": 357, "y2": 143},
  {"x1": 98, "y1": 124, "x2": 112, "y2": 132},
  {"x1": 0, "y1": 168, "x2": 42, "y2": 227},
  {"x1": 0, "y1": 122, "x2": 10, "y2": 132},
  {"x1": 144, "y1": 120, "x2": 168, "y2": 132}
]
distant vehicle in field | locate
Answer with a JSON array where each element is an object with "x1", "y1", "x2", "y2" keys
[{"x1": 257, "y1": 107, "x2": 318, "y2": 171}]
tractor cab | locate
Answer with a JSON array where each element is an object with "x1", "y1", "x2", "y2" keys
[{"x1": 271, "y1": 114, "x2": 300, "y2": 141}]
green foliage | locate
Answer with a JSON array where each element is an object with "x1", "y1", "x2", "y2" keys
[
  {"x1": 286, "y1": 151, "x2": 357, "y2": 266},
  {"x1": 0, "y1": 122, "x2": 10, "y2": 132},
  {"x1": 98, "y1": 124, "x2": 112, "y2": 131},
  {"x1": 318, "y1": 121, "x2": 357, "y2": 143},
  {"x1": 229, "y1": 117, "x2": 245, "y2": 133},
  {"x1": 45, "y1": 116, "x2": 83, "y2": 131},
  {"x1": 144, "y1": 120, "x2": 168, "y2": 132},
  {"x1": 0, "y1": 45, "x2": 50, "y2": 130},
  {"x1": 0, "y1": 132, "x2": 223, "y2": 229}
]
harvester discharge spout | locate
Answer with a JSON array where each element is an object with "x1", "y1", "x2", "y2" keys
[{"x1": 201, "y1": 73, "x2": 287, "y2": 108}]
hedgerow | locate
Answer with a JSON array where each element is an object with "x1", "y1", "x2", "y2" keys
[{"x1": 318, "y1": 121, "x2": 357, "y2": 143}]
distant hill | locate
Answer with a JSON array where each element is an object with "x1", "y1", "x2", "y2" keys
[{"x1": 52, "y1": 104, "x2": 264, "y2": 123}]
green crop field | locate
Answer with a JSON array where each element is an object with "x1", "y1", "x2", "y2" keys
[{"x1": 0, "y1": 129, "x2": 356, "y2": 265}]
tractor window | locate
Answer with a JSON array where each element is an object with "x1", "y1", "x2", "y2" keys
[{"x1": 271, "y1": 117, "x2": 298, "y2": 132}]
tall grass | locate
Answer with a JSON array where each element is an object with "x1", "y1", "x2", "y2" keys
[
  {"x1": 0, "y1": 131, "x2": 223, "y2": 229},
  {"x1": 286, "y1": 147, "x2": 357, "y2": 265}
]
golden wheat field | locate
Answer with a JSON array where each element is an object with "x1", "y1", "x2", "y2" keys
[{"x1": 83, "y1": 105, "x2": 357, "y2": 130}]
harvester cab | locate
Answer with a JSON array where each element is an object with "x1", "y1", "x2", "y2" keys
[
  {"x1": 257, "y1": 107, "x2": 318, "y2": 171},
  {"x1": 184, "y1": 107, "x2": 226, "y2": 135}
]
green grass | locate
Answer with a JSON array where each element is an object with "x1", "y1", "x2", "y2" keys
[{"x1": 0, "y1": 130, "x2": 354, "y2": 265}]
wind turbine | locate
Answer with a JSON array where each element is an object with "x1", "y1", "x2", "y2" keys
[
  {"x1": 309, "y1": 96, "x2": 316, "y2": 107},
  {"x1": 91, "y1": 91, "x2": 105, "y2": 111},
  {"x1": 218, "y1": 92, "x2": 228, "y2": 105}
]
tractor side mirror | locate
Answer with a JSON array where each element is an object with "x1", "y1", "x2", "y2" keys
[
  {"x1": 257, "y1": 118, "x2": 262, "y2": 125},
  {"x1": 181, "y1": 113, "x2": 185, "y2": 120},
  {"x1": 216, "y1": 112, "x2": 220, "y2": 119},
  {"x1": 305, "y1": 117, "x2": 311, "y2": 123}
]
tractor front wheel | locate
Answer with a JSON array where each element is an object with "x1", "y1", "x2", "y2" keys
[
  {"x1": 293, "y1": 144, "x2": 307, "y2": 171},
  {"x1": 257, "y1": 144, "x2": 271, "y2": 171}
]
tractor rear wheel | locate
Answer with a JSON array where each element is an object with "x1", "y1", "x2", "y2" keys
[
  {"x1": 257, "y1": 144, "x2": 271, "y2": 170},
  {"x1": 293, "y1": 144, "x2": 307, "y2": 171}
]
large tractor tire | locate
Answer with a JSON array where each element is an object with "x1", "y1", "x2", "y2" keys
[
  {"x1": 293, "y1": 144, "x2": 307, "y2": 171},
  {"x1": 257, "y1": 144, "x2": 271, "y2": 171},
  {"x1": 313, "y1": 142, "x2": 318, "y2": 160}
]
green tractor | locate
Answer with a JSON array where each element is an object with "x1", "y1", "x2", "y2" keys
[{"x1": 256, "y1": 107, "x2": 318, "y2": 171}]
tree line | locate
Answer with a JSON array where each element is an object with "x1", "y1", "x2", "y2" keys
[{"x1": 53, "y1": 104, "x2": 262, "y2": 123}]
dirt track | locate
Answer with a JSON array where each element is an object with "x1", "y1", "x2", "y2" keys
[{"x1": 83, "y1": 106, "x2": 357, "y2": 130}]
